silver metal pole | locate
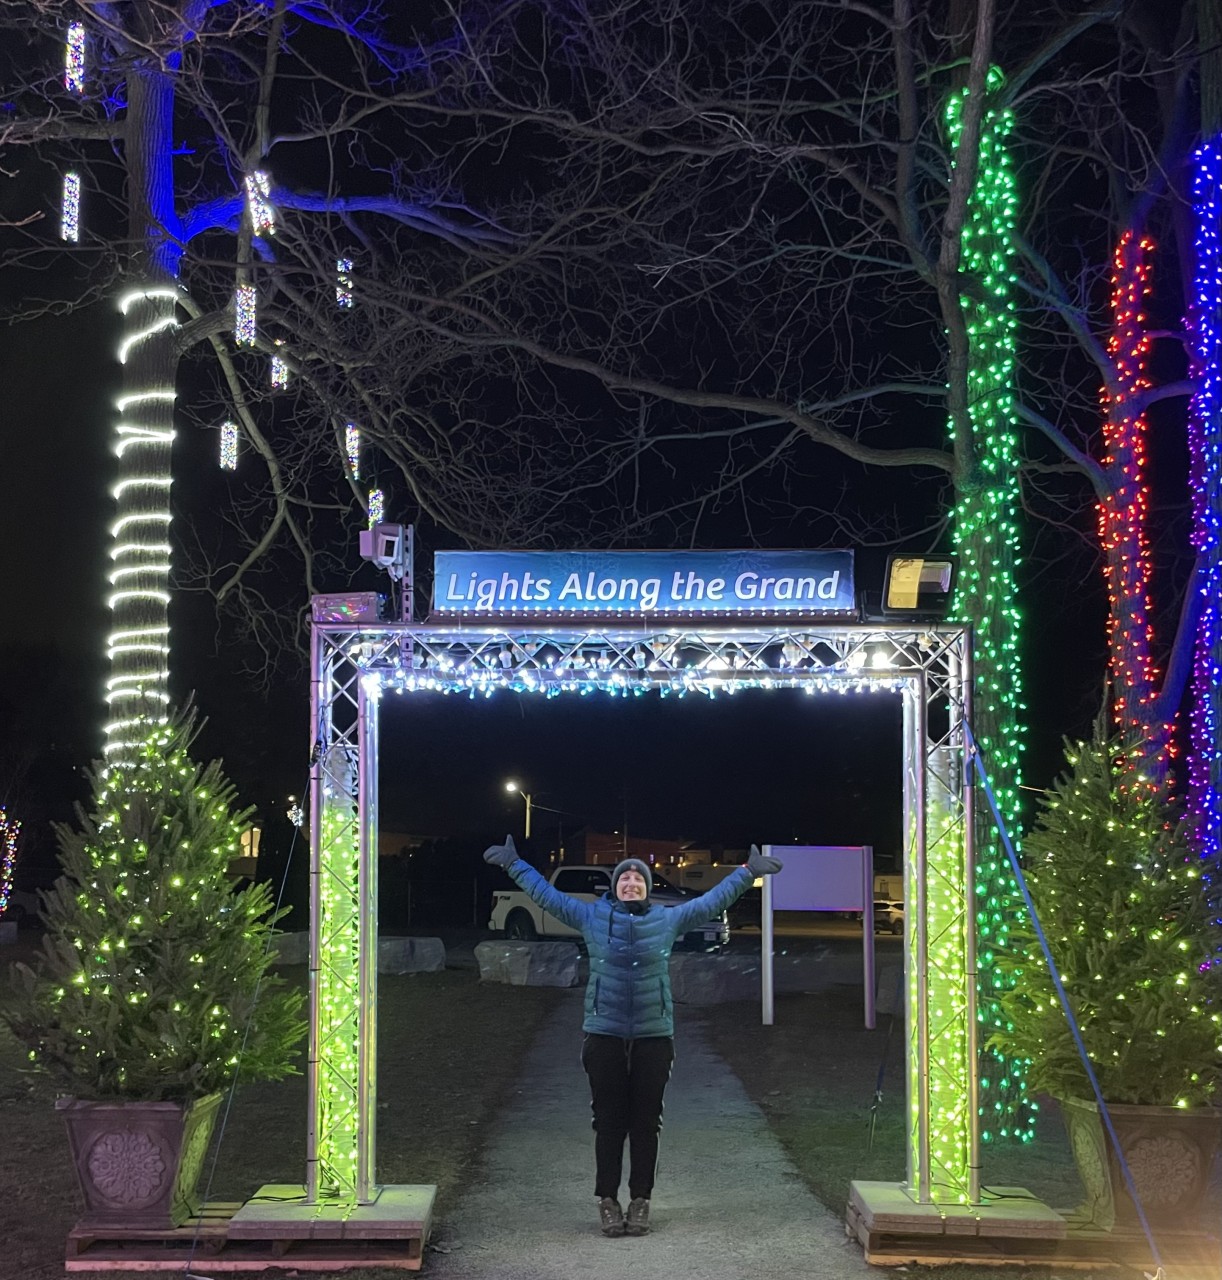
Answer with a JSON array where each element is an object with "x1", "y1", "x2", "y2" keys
[
  {"x1": 862, "y1": 845, "x2": 876, "y2": 1030},
  {"x1": 356, "y1": 678, "x2": 379, "y2": 1202},
  {"x1": 960, "y1": 632, "x2": 980, "y2": 1204},
  {"x1": 761, "y1": 861, "x2": 775, "y2": 1026},
  {"x1": 914, "y1": 669, "x2": 931, "y2": 1203},
  {"x1": 305, "y1": 624, "x2": 325, "y2": 1203},
  {"x1": 901, "y1": 685, "x2": 917, "y2": 1194}
]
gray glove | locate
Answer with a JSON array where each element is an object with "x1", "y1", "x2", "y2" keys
[
  {"x1": 483, "y1": 834, "x2": 520, "y2": 870},
  {"x1": 746, "y1": 844, "x2": 783, "y2": 876}
]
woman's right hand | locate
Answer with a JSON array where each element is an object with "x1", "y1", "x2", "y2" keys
[{"x1": 483, "y1": 834, "x2": 520, "y2": 869}]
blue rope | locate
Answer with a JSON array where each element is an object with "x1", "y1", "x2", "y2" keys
[{"x1": 964, "y1": 724, "x2": 1163, "y2": 1272}]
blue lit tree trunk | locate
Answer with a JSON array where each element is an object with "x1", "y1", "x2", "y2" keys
[
  {"x1": 945, "y1": 69, "x2": 1031, "y2": 1140},
  {"x1": 1187, "y1": 4, "x2": 1222, "y2": 890}
]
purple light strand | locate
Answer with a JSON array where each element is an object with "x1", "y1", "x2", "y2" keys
[{"x1": 1187, "y1": 137, "x2": 1222, "y2": 881}]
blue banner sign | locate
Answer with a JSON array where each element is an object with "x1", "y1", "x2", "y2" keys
[{"x1": 433, "y1": 549, "x2": 855, "y2": 617}]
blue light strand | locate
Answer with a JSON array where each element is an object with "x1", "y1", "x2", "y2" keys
[{"x1": 1187, "y1": 137, "x2": 1222, "y2": 883}]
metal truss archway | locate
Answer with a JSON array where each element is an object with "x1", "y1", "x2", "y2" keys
[{"x1": 306, "y1": 618, "x2": 977, "y2": 1207}]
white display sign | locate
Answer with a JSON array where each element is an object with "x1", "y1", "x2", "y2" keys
[{"x1": 761, "y1": 844, "x2": 876, "y2": 1030}]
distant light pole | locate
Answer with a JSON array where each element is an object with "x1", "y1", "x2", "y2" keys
[{"x1": 505, "y1": 780, "x2": 532, "y2": 839}]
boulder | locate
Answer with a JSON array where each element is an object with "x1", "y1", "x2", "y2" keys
[
  {"x1": 379, "y1": 936, "x2": 446, "y2": 974},
  {"x1": 474, "y1": 940, "x2": 580, "y2": 988}
]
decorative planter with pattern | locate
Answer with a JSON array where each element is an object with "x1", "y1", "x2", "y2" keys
[
  {"x1": 56, "y1": 1093, "x2": 223, "y2": 1230},
  {"x1": 1061, "y1": 1095, "x2": 1222, "y2": 1231}
]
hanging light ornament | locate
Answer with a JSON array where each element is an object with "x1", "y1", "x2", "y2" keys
[
  {"x1": 244, "y1": 170, "x2": 275, "y2": 237},
  {"x1": 234, "y1": 283, "x2": 257, "y2": 346},
  {"x1": 346, "y1": 424, "x2": 361, "y2": 479},
  {"x1": 62, "y1": 172, "x2": 80, "y2": 242},
  {"x1": 65, "y1": 22, "x2": 85, "y2": 94},
  {"x1": 336, "y1": 258, "x2": 354, "y2": 309},
  {"x1": 220, "y1": 420, "x2": 239, "y2": 471}
]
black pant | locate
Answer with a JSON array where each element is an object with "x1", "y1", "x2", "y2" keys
[{"x1": 580, "y1": 1033, "x2": 675, "y2": 1201}]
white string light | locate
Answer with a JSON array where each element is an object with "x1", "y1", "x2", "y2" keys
[
  {"x1": 108, "y1": 288, "x2": 180, "y2": 761},
  {"x1": 62, "y1": 172, "x2": 80, "y2": 241}
]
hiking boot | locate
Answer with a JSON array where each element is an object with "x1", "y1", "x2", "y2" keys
[
  {"x1": 625, "y1": 1197, "x2": 650, "y2": 1235},
  {"x1": 598, "y1": 1197, "x2": 625, "y2": 1237}
]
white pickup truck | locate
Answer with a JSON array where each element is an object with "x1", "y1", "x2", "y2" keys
[{"x1": 489, "y1": 864, "x2": 731, "y2": 951}]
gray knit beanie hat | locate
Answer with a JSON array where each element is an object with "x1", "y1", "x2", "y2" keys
[{"x1": 611, "y1": 857, "x2": 653, "y2": 896}]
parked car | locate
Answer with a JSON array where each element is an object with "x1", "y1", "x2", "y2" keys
[
  {"x1": 489, "y1": 864, "x2": 731, "y2": 951},
  {"x1": 873, "y1": 898, "x2": 904, "y2": 934}
]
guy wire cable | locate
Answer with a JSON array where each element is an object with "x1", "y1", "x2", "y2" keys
[
  {"x1": 866, "y1": 964, "x2": 905, "y2": 1150},
  {"x1": 964, "y1": 722, "x2": 1164, "y2": 1278}
]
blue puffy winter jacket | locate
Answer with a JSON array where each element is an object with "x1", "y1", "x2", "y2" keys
[{"x1": 505, "y1": 861, "x2": 754, "y2": 1038}]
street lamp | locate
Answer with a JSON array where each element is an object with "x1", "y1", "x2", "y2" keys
[{"x1": 504, "y1": 780, "x2": 532, "y2": 839}]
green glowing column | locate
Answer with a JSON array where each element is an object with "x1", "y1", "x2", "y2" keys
[
  {"x1": 307, "y1": 636, "x2": 380, "y2": 1201},
  {"x1": 903, "y1": 643, "x2": 978, "y2": 1204},
  {"x1": 945, "y1": 69, "x2": 1030, "y2": 1141}
]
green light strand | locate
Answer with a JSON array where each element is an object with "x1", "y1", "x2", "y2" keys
[
  {"x1": 317, "y1": 786, "x2": 361, "y2": 1195},
  {"x1": 945, "y1": 67, "x2": 1032, "y2": 1143}
]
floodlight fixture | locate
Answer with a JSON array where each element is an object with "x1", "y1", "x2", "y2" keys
[{"x1": 881, "y1": 554, "x2": 958, "y2": 619}]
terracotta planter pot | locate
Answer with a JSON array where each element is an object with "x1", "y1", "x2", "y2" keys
[
  {"x1": 1061, "y1": 1095, "x2": 1222, "y2": 1232},
  {"x1": 57, "y1": 1092, "x2": 223, "y2": 1230}
]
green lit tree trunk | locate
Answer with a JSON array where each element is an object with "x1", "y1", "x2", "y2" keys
[{"x1": 943, "y1": 55, "x2": 1031, "y2": 1138}]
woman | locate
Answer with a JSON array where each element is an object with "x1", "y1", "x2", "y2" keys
[{"x1": 482, "y1": 835, "x2": 782, "y2": 1237}]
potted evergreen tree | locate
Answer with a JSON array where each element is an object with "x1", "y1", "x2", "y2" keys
[
  {"x1": 1, "y1": 711, "x2": 305, "y2": 1230},
  {"x1": 991, "y1": 731, "x2": 1222, "y2": 1231}
]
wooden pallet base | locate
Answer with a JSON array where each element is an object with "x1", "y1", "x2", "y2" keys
[
  {"x1": 66, "y1": 1184, "x2": 435, "y2": 1272},
  {"x1": 846, "y1": 1180, "x2": 1222, "y2": 1275}
]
